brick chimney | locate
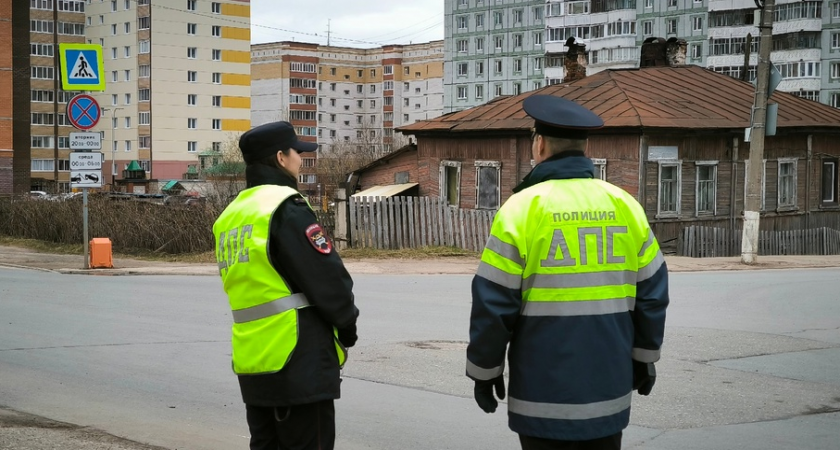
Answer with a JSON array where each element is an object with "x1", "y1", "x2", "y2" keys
[
  {"x1": 666, "y1": 37, "x2": 688, "y2": 66},
  {"x1": 563, "y1": 37, "x2": 587, "y2": 82},
  {"x1": 641, "y1": 37, "x2": 688, "y2": 68}
]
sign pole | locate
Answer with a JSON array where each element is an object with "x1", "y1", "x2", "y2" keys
[{"x1": 83, "y1": 188, "x2": 89, "y2": 269}]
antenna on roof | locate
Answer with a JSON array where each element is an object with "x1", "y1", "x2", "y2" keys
[{"x1": 326, "y1": 19, "x2": 331, "y2": 46}]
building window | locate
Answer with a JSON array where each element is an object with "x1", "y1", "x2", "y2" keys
[
  {"x1": 495, "y1": 84, "x2": 503, "y2": 96},
  {"x1": 643, "y1": 21, "x2": 653, "y2": 35},
  {"x1": 658, "y1": 161, "x2": 681, "y2": 216},
  {"x1": 457, "y1": 86, "x2": 468, "y2": 99},
  {"x1": 212, "y1": 25, "x2": 221, "y2": 37},
  {"x1": 187, "y1": 141, "x2": 197, "y2": 153},
  {"x1": 187, "y1": 94, "x2": 197, "y2": 106},
  {"x1": 513, "y1": 82, "x2": 521, "y2": 95},
  {"x1": 187, "y1": 0, "x2": 196, "y2": 10},
  {"x1": 778, "y1": 158, "x2": 797, "y2": 209},
  {"x1": 475, "y1": 37, "x2": 484, "y2": 52},
  {"x1": 493, "y1": 11, "x2": 503, "y2": 26},
  {"x1": 187, "y1": 47, "x2": 197, "y2": 59},
  {"x1": 139, "y1": 40, "x2": 150, "y2": 54},
  {"x1": 440, "y1": 161, "x2": 462, "y2": 207},
  {"x1": 591, "y1": 158, "x2": 607, "y2": 181},
  {"x1": 212, "y1": 72, "x2": 221, "y2": 84},
  {"x1": 139, "y1": 112, "x2": 150, "y2": 125},
  {"x1": 188, "y1": 118, "x2": 197, "y2": 129},
  {"x1": 124, "y1": 93, "x2": 131, "y2": 104},
  {"x1": 822, "y1": 159, "x2": 838, "y2": 205},
  {"x1": 212, "y1": 49, "x2": 221, "y2": 61},
  {"x1": 138, "y1": 16, "x2": 150, "y2": 30},
  {"x1": 457, "y1": 15, "x2": 468, "y2": 30},
  {"x1": 513, "y1": 34, "x2": 523, "y2": 48},
  {"x1": 692, "y1": 16, "x2": 703, "y2": 32},
  {"x1": 696, "y1": 162, "x2": 718, "y2": 215},
  {"x1": 513, "y1": 9, "x2": 523, "y2": 23},
  {"x1": 691, "y1": 43, "x2": 702, "y2": 59},
  {"x1": 475, "y1": 161, "x2": 501, "y2": 210},
  {"x1": 124, "y1": 46, "x2": 131, "y2": 58},
  {"x1": 187, "y1": 71, "x2": 197, "y2": 82},
  {"x1": 213, "y1": 95, "x2": 221, "y2": 107},
  {"x1": 475, "y1": 61, "x2": 484, "y2": 76},
  {"x1": 212, "y1": 2, "x2": 221, "y2": 14},
  {"x1": 475, "y1": 84, "x2": 484, "y2": 99},
  {"x1": 124, "y1": 21, "x2": 130, "y2": 33},
  {"x1": 457, "y1": 39, "x2": 468, "y2": 53},
  {"x1": 513, "y1": 59, "x2": 522, "y2": 73},
  {"x1": 139, "y1": 136, "x2": 150, "y2": 148},
  {"x1": 534, "y1": 31, "x2": 543, "y2": 46},
  {"x1": 494, "y1": 35, "x2": 503, "y2": 50},
  {"x1": 187, "y1": 23, "x2": 196, "y2": 35},
  {"x1": 124, "y1": 140, "x2": 131, "y2": 152},
  {"x1": 457, "y1": 62, "x2": 468, "y2": 76},
  {"x1": 666, "y1": 18, "x2": 678, "y2": 34},
  {"x1": 494, "y1": 60, "x2": 503, "y2": 74},
  {"x1": 213, "y1": 119, "x2": 221, "y2": 130}
]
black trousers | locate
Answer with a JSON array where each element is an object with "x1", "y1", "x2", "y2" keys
[
  {"x1": 519, "y1": 431, "x2": 622, "y2": 450},
  {"x1": 245, "y1": 400, "x2": 335, "y2": 450}
]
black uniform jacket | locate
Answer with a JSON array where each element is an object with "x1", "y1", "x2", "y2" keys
[{"x1": 236, "y1": 164, "x2": 359, "y2": 407}]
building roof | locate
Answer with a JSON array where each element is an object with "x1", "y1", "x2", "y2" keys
[{"x1": 399, "y1": 65, "x2": 840, "y2": 134}]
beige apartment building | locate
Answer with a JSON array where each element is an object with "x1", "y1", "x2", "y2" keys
[
  {"x1": 250, "y1": 40, "x2": 444, "y2": 193},
  {"x1": 84, "y1": 0, "x2": 251, "y2": 185}
]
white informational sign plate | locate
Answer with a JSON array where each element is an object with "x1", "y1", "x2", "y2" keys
[
  {"x1": 70, "y1": 152, "x2": 103, "y2": 188},
  {"x1": 69, "y1": 132, "x2": 102, "y2": 150}
]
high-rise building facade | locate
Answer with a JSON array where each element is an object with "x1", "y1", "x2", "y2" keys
[
  {"x1": 444, "y1": 0, "x2": 546, "y2": 112},
  {"x1": 85, "y1": 0, "x2": 251, "y2": 183},
  {"x1": 0, "y1": 0, "x2": 13, "y2": 194},
  {"x1": 251, "y1": 40, "x2": 444, "y2": 194},
  {"x1": 445, "y1": 0, "x2": 840, "y2": 110}
]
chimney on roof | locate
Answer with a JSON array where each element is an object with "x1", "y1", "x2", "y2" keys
[
  {"x1": 640, "y1": 37, "x2": 688, "y2": 68},
  {"x1": 563, "y1": 37, "x2": 587, "y2": 83},
  {"x1": 666, "y1": 37, "x2": 688, "y2": 66}
]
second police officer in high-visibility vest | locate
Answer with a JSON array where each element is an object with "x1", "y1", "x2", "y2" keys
[
  {"x1": 466, "y1": 95, "x2": 670, "y2": 450},
  {"x1": 214, "y1": 121, "x2": 359, "y2": 450}
]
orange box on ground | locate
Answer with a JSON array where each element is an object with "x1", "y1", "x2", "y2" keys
[{"x1": 90, "y1": 238, "x2": 113, "y2": 269}]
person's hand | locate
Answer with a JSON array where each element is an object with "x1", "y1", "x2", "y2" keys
[
  {"x1": 337, "y1": 324, "x2": 357, "y2": 348},
  {"x1": 474, "y1": 376, "x2": 505, "y2": 413},
  {"x1": 632, "y1": 361, "x2": 656, "y2": 396}
]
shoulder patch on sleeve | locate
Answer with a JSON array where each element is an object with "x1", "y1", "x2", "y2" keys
[
  {"x1": 293, "y1": 197, "x2": 308, "y2": 205},
  {"x1": 305, "y1": 224, "x2": 332, "y2": 254}
]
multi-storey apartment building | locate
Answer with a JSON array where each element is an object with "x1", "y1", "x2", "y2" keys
[
  {"x1": 0, "y1": 0, "x2": 13, "y2": 194},
  {"x1": 24, "y1": 0, "x2": 86, "y2": 192},
  {"x1": 445, "y1": 0, "x2": 840, "y2": 110},
  {"x1": 251, "y1": 40, "x2": 444, "y2": 194},
  {"x1": 84, "y1": 0, "x2": 251, "y2": 184},
  {"x1": 444, "y1": 0, "x2": 546, "y2": 112}
]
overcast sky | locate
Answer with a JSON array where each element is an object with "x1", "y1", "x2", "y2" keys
[{"x1": 249, "y1": 0, "x2": 445, "y2": 48}]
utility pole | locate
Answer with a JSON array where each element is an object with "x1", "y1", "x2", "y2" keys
[{"x1": 741, "y1": 0, "x2": 775, "y2": 264}]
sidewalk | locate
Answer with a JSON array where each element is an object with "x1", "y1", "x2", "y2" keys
[{"x1": 1, "y1": 245, "x2": 840, "y2": 276}]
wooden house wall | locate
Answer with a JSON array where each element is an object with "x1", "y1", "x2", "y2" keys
[
  {"x1": 355, "y1": 149, "x2": 419, "y2": 193},
  {"x1": 588, "y1": 134, "x2": 642, "y2": 197}
]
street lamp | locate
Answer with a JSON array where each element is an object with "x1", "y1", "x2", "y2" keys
[{"x1": 102, "y1": 107, "x2": 123, "y2": 190}]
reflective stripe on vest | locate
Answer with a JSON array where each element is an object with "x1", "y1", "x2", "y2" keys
[
  {"x1": 508, "y1": 393, "x2": 632, "y2": 421},
  {"x1": 232, "y1": 293, "x2": 311, "y2": 323}
]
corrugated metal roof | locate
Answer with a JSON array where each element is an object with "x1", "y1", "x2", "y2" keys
[
  {"x1": 351, "y1": 183, "x2": 419, "y2": 198},
  {"x1": 398, "y1": 66, "x2": 840, "y2": 133}
]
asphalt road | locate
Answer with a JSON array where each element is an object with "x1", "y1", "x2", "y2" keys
[{"x1": 1, "y1": 268, "x2": 839, "y2": 449}]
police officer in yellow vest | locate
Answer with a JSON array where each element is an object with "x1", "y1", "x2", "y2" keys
[
  {"x1": 214, "y1": 121, "x2": 359, "y2": 450},
  {"x1": 466, "y1": 96, "x2": 669, "y2": 450}
]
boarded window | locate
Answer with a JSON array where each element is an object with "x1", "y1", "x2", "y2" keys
[
  {"x1": 440, "y1": 161, "x2": 461, "y2": 207},
  {"x1": 395, "y1": 171, "x2": 410, "y2": 184},
  {"x1": 821, "y1": 159, "x2": 837, "y2": 204},
  {"x1": 476, "y1": 161, "x2": 501, "y2": 210}
]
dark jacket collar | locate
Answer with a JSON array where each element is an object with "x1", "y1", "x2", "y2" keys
[
  {"x1": 513, "y1": 151, "x2": 595, "y2": 193},
  {"x1": 245, "y1": 164, "x2": 299, "y2": 190}
]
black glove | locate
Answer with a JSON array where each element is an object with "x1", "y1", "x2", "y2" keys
[
  {"x1": 632, "y1": 361, "x2": 656, "y2": 396},
  {"x1": 474, "y1": 376, "x2": 505, "y2": 413},
  {"x1": 337, "y1": 324, "x2": 357, "y2": 348}
]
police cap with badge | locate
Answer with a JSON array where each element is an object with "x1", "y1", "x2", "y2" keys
[
  {"x1": 523, "y1": 95, "x2": 604, "y2": 140},
  {"x1": 238, "y1": 121, "x2": 318, "y2": 163}
]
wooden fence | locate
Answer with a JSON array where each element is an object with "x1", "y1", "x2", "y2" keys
[
  {"x1": 348, "y1": 196, "x2": 496, "y2": 252},
  {"x1": 680, "y1": 226, "x2": 840, "y2": 257}
]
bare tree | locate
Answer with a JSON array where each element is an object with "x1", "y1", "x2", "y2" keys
[{"x1": 202, "y1": 133, "x2": 246, "y2": 206}]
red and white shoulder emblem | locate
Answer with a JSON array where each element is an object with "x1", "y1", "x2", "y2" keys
[{"x1": 305, "y1": 224, "x2": 332, "y2": 254}]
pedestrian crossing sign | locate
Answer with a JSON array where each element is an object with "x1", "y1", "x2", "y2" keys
[{"x1": 59, "y1": 43, "x2": 106, "y2": 91}]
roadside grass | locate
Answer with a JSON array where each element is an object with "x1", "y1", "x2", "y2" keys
[{"x1": 0, "y1": 235, "x2": 478, "y2": 263}]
